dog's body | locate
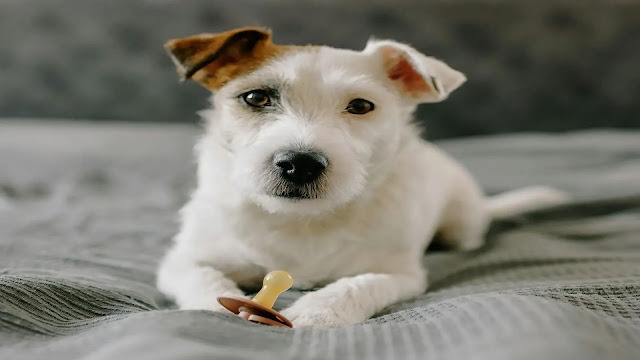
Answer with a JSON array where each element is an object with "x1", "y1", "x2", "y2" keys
[{"x1": 157, "y1": 27, "x2": 567, "y2": 328}]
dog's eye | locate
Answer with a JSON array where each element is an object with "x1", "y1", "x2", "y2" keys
[
  {"x1": 345, "y1": 99, "x2": 374, "y2": 115},
  {"x1": 242, "y1": 90, "x2": 271, "y2": 108}
]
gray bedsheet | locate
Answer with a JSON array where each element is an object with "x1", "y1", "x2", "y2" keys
[{"x1": 1, "y1": 120, "x2": 639, "y2": 360}]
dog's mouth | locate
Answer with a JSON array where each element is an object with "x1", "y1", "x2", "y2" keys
[
  {"x1": 263, "y1": 167, "x2": 328, "y2": 201},
  {"x1": 273, "y1": 189, "x2": 314, "y2": 200},
  {"x1": 267, "y1": 181, "x2": 325, "y2": 200}
]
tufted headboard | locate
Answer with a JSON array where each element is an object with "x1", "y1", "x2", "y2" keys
[{"x1": 1, "y1": 0, "x2": 639, "y2": 139}]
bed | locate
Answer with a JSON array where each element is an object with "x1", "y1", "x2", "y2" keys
[{"x1": 1, "y1": 120, "x2": 639, "y2": 359}]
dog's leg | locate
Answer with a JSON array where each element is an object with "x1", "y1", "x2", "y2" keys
[
  {"x1": 281, "y1": 270, "x2": 427, "y2": 328},
  {"x1": 156, "y1": 245, "x2": 243, "y2": 311},
  {"x1": 435, "y1": 179, "x2": 490, "y2": 251}
]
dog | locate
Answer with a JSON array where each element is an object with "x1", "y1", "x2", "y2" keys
[{"x1": 157, "y1": 27, "x2": 567, "y2": 328}]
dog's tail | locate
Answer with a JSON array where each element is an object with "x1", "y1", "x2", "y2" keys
[{"x1": 485, "y1": 186, "x2": 570, "y2": 220}]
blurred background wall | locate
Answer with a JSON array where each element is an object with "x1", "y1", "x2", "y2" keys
[{"x1": 1, "y1": 0, "x2": 639, "y2": 139}]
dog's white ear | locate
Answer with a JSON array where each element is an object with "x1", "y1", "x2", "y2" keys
[
  {"x1": 165, "y1": 27, "x2": 285, "y2": 90},
  {"x1": 364, "y1": 39, "x2": 466, "y2": 103}
]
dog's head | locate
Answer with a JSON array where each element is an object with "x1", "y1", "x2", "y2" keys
[{"x1": 166, "y1": 27, "x2": 465, "y2": 215}]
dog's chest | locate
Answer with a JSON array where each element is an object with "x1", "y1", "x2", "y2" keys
[
  {"x1": 226, "y1": 228, "x2": 391, "y2": 288},
  {"x1": 218, "y1": 197, "x2": 433, "y2": 289}
]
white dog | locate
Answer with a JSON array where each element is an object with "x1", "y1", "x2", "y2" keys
[{"x1": 157, "y1": 27, "x2": 567, "y2": 328}]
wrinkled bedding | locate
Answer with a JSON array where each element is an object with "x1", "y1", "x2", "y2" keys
[{"x1": 1, "y1": 120, "x2": 639, "y2": 359}]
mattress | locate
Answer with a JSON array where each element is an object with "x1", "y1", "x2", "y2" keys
[{"x1": 1, "y1": 120, "x2": 639, "y2": 359}]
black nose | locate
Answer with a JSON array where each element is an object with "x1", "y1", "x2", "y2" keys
[{"x1": 274, "y1": 150, "x2": 328, "y2": 184}]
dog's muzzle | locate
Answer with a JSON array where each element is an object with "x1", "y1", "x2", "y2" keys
[{"x1": 271, "y1": 149, "x2": 328, "y2": 199}]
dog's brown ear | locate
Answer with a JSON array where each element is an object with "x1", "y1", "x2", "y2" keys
[
  {"x1": 165, "y1": 27, "x2": 283, "y2": 90},
  {"x1": 363, "y1": 39, "x2": 466, "y2": 103}
]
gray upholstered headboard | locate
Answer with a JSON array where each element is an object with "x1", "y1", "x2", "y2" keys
[{"x1": 1, "y1": 0, "x2": 639, "y2": 139}]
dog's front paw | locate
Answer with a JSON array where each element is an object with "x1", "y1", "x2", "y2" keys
[
  {"x1": 281, "y1": 302, "x2": 355, "y2": 328},
  {"x1": 282, "y1": 306, "x2": 351, "y2": 328}
]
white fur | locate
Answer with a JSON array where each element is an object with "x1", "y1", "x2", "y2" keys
[{"x1": 157, "y1": 39, "x2": 568, "y2": 328}]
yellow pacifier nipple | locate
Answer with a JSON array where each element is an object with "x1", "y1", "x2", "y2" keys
[{"x1": 251, "y1": 270, "x2": 293, "y2": 309}]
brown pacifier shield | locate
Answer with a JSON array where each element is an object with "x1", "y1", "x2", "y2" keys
[{"x1": 217, "y1": 296, "x2": 293, "y2": 328}]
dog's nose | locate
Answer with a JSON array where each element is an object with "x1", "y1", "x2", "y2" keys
[{"x1": 274, "y1": 150, "x2": 328, "y2": 184}]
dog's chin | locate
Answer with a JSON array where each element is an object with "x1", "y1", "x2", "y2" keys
[
  {"x1": 252, "y1": 192, "x2": 341, "y2": 216},
  {"x1": 274, "y1": 189, "x2": 314, "y2": 200}
]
